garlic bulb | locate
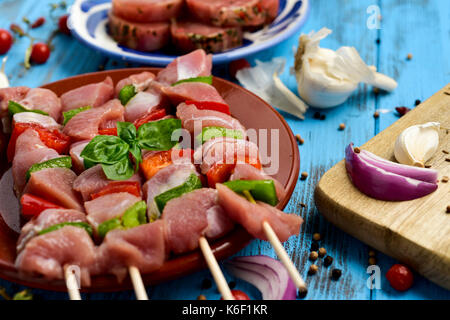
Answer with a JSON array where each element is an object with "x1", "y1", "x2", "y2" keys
[
  {"x1": 0, "y1": 56, "x2": 9, "y2": 89},
  {"x1": 394, "y1": 122, "x2": 440, "y2": 167},
  {"x1": 293, "y1": 28, "x2": 398, "y2": 108},
  {"x1": 236, "y1": 57, "x2": 308, "y2": 119}
]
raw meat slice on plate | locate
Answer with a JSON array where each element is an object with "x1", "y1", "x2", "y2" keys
[
  {"x1": 115, "y1": 71, "x2": 155, "y2": 97},
  {"x1": 17, "y1": 88, "x2": 62, "y2": 121},
  {"x1": 0, "y1": 86, "x2": 30, "y2": 116},
  {"x1": 170, "y1": 20, "x2": 243, "y2": 53},
  {"x1": 162, "y1": 82, "x2": 226, "y2": 106},
  {"x1": 108, "y1": 12, "x2": 170, "y2": 52},
  {"x1": 112, "y1": 0, "x2": 184, "y2": 23},
  {"x1": 124, "y1": 91, "x2": 163, "y2": 123},
  {"x1": 60, "y1": 77, "x2": 114, "y2": 112}
]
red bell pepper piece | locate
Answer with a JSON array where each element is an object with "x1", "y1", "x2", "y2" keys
[
  {"x1": 185, "y1": 100, "x2": 231, "y2": 115},
  {"x1": 133, "y1": 108, "x2": 167, "y2": 129},
  {"x1": 90, "y1": 181, "x2": 141, "y2": 200},
  {"x1": 206, "y1": 156, "x2": 261, "y2": 187},
  {"x1": 139, "y1": 148, "x2": 193, "y2": 180},
  {"x1": 20, "y1": 194, "x2": 63, "y2": 219},
  {"x1": 7, "y1": 123, "x2": 71, "y2": 162},
  {"x1": 98, "y1": 128, "x2": 118, "y2": 136}
]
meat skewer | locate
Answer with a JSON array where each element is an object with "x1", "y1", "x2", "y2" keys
[
  {"x1": 65, "y1": 266, "x2": 81, "y2": 300},
  {"x1": 128, "y1": 266, "x2": 148, "y2": 300}
]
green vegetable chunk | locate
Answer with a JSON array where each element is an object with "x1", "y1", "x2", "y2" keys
[
  {"x1": 119, "y1": 85, "x2": 137, "y2": 105},
  {"x1": 154, "y1": 173, "x2": 202, "y2": 213},
  {"x1": 196, "y1": 126, "x2": 244, "y2": 144},
  {"x1": 172, "y1": 76, "x2": 213, "y2": 86},
  {"x1": 26, "y1": 156, "x2": 72, "y2": 181},
  {"x1": 137, "y1": 118, "x2": 182, "y2": 151},
  {"x1": 223, "y1": 180, "x2": 279, "y2": 206},
  {"x1": 12, "y1": 289, "x2": 33, "y2": 300},
  {"x1": 38, "y1": 222, "x2": 93, "y2": 236},
  {"x1": 8, "y1": 100, "x2": 48, "y2": 116},
  {"x1": 62, "y1": 105, "x2": 92, "y2": 125},
  {"x1": 98, "y1": 201, "x2": 148, "y2": 237}
]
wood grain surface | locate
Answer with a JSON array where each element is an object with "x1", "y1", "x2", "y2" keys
[{"x1": 315, "y1": 85, "x2": 450, "y2": 289}]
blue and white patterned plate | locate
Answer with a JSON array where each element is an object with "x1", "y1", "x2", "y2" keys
[{"x1": 69, "y1": 0, "x2": 310, "y2": 66}]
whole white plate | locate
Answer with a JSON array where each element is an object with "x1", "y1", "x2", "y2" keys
[{"x1": 68, "y1": 0, "x2": 310, "y2": 66}]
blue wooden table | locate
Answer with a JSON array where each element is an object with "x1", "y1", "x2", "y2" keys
[{"x1": 0, "y1": 0, "x2": 449, "y2": 300}]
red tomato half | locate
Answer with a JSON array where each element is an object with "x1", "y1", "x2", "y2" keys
[
  {"x1": 21, "y1": 194, "x2": 62, "y2": 219},
  {"x1": 185, "y1": 100, "x2": 231, "y2": 115},
  {"x1": 90, "y1": 181, "x2": 141, "y2": 200}
]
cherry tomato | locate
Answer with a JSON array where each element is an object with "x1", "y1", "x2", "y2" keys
[
  {"x1": 386, "y1": 264, "x2": 414, "y2": 291},
  {"x1": 30, "y1": 43, "x2": 50, "y2": 64},
  {"x1": 229, "y1": 58, "x2": 251, "y2": 79},
  {"x1": 221, "y1": 290, "x2": 250, "y2": 300},
  {"x1": 58, "y1": 15, "x2": 71, "y2": 35},
  {"x1": 0, "y1": 29, "x2": 13, "y2": 54}
]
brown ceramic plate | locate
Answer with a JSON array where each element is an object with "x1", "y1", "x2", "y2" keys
[{"x1": 0, "y1": 68, "x2": 300, "y2": 292}]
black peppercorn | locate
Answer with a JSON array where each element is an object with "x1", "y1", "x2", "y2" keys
[
  {"x1": 415, "y1": 99, "x2": 421, "y2": 106},
  {"x1": 313, "y1": 112, "x2": 321, "y2": 119},
  {"x1": 310, "y1": 242, "x2": 319, "y2": 252},
  {"x1": 297, "y1": 288, "x2": 308, "y2": 299},
  {"x1": 228, "y1": 281, "x2": 236, "y2": 289},
  {"x1": 331, "y1": 268, "x2": 342, "y2": 280},
  {"x1": 320, "y1": 114, "x2": 326, "y2": 120},
  {"x1": 324, "y1": 256, "x2": 333, "y2": 267},
  {"x1": 201, "y1": 278, "x2": 212, "y2": 290}
]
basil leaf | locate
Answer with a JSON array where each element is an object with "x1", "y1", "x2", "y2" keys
[
  {"x1": 172, "y1": 76, "x2": 213, "y2": 86},
  {"x1": 26, "y1": 156, "x2": 72, "y2": 181},
  {"x1": 8, "y1": 100, "x2": 48, "y2": 116},
  {"x1": 137, "y1": 118, "x2": 182, "y2": 151},
  {"x1": 196, "y1": 126, "x2": 244, "y2": 144},
  {"x1": 81, "y1": 135, "x2": 129, "y2": 164},
  {"x1": 83, "y1": 158, "x2": 96, "y2": 169},
  {"x1": 62, "y1": 105, "x2": 92, "y2": 125},
  {"x1": 122, "y1": 201, "x2": 147, "y2": 229},
  {"x1": 129, "y1": 142, "x2": 142, "y2": 168},
  {"x1": 38, "y1": 222, "x2": 93, "y2": 237},
  {"x1": 98, "y1": 218, "x2": 122, "y2": 238},
  {"x1": 101, "y1": 156, "x2": 134, "y2": 181},
  {"x1": 119, "y1": 85, "x2": 137, "y2": 105},
  {"x1": 154, "y1": 174, "x2": 202, "y2": 213}
]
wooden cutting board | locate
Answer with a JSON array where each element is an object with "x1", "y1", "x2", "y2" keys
[{"x1": 314, "y1": 84, "x2": 450, "y2": 290}]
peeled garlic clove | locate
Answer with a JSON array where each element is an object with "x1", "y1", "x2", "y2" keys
[
  {"x1": 0, "y1": 56, "x2": 9, "y2": 89},
  {"x1": 394, "y1": 122, "x2": 440, "y2": 167}
]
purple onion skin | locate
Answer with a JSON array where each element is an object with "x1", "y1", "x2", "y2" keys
[
  {"x1": 345, "y1": 144, "x2": 438, "y2": 201},
  {"x1": 358, "y1": 147, "x2": 438, "y2": 184},
  {"x1": 282, "y1": 278, "x2": 297, "y2": 300}
]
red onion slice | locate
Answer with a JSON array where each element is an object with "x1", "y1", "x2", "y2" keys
[
  {"x1": 225, "y1": 255, "x2": 297, "y2": 300},
  {"x1": 356, "y1": 145, "x2": 438, "y2": 184},
  {"x1": 345, "y1": 144, "x2": 438, "y2": 201}
]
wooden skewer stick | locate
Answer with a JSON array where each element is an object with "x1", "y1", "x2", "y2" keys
[
  {"x1": 243, "y1": 191, "x2": 307, "y2": 293},
  {"x1": 128, "y1": 266, "x2": 149, "y2": 300},
  {"x1": 64, "y1": 266, "x2": 81, "y2": 300},
  {"x1": 199, "y1": 236, "x2": 234, "y2": 300}
]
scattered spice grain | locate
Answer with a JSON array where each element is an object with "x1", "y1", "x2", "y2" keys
[
  {"x1": 311, "y1": 242, "x2": 319, "y2": 252},
  {"x1": 338, "y1": 123, "x2": 346, "y2": 131},
  {"x1": 373, "y1": 87, "x2": 380, "y2": 94},
  {"x1": 300, "y1": 172, "x2": 308, "y2": 180},
  {"x1": 445, "y1": 158, "x2": 450, "y2": 162},
  {"x1": 407, "y1": 53, "x2": 413, "y2": 60},
  {"x1": 197, "y1": 294, "x2": 207, "y2": 300},
  {"x1": 331, "y1": 269, "x2": 342, "y2": 280},
  {"x1": 318, "y1": 247, "x2": 327, "y2": 258},
  {"x1": 324, "y1": 256, "x2": 333, "y2": 267},
  {"x1": 369, "y1": 250, "x2": 376, "y2": 257},
  {"x1": 368, "y1": 257, "x2": 377, "y2": 265},
  {"x1": 441, "y1": 176, "x2": 449, "y2": 183},
  {"x1": 201, "y1": 278, "x2": 212, "y2": 289},
  {"x1": 309, "y1": 251, "x2": 318, "y2": 261},
  {"x1": 300, "y1": 202, "x2": 307, "y2": 208},
  {"x1": 373, "y1": 111, "x2": 380, "y2": 118},
  {"x1": 443, "y1": 150, "x2": 449, "y2": 154},
  {"x1": 295, "y1": 134, "x2": 304, "y2": 145},
  {"x1": 320, "y1": 114, "x2": 326, "y2": 120},
  {"x1": 354, "y1": 147, "x2": 361, "y2": 154},
  {"x1": 414, "y1": 99, "x2": 421, "y2": 106},
  {"x1": 313, "y1": 233, "x2": 321, "y2": 241},
  {"x1": 228, "y1": 281, "x2": 236, "y2": 289},
  {"x1": 308, "y1": 265, "x2": 318, "y2": 275},
  {"x1": 297, "y1": 288, "x2": 308, "y2": 299},
  {"x1": 395, "y1": 106, "x2": 410, "y2": 116},
  {"x1": 447, "y1": 205, "x2": 450, "y2": 214}
]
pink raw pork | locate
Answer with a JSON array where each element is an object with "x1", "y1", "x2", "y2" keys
[
  {"x1": 12, "y1": 129, "x2": 60, "y2": 194},
  {"x1": 186, "y1": 0, "x2": 275, "y2": 27},
  {"x1": 63, "y1": 99, "x2": 124, "y2": 141},
  {"x1": 176, "y1": 103, "x2": 245, "y2": 135},
  {"x1": 112, "y1": 0, "x2": 183, "y2": 23},
  {"x1": 92, "y1": 220, "x2": 166, "y2": 280},
  {"x1": 60, "y1": 77, "x2": 114, "y2": 112},
  {"x1": 124, "y1": 91, "x2": 162, "y2": 123},
  {"x1": 18, "y1": 88, "x2": 62, "y2": 121},
  {"x1": 84, "y1": 192, "x2": 141, "y2": 230},
  {"x1": 162, "y1": 82, "x2": 226, "y2": 106},
  {"x1": 16, "y1": 226, "x2": 96, "y2": 286},
  {"x1": 108, "y1": 12, "x2": 170, "y2": 52},
  {"x1": 0, "y1": 86, "x2": 30, "y2": 116},
  {"x1": 156, "y1": 49, "x2": 212, "y2": 85},
  {"x1": 73, "y1": 165, "x2": 142, "y2": 201},
  {"x1": 115, "y1": 71, "x2": 155, "y2": 97},
  {"x1": 17, "y1": 209, "x2": 87, "y2": 253},
  {"x1": 170, "y1": 20, "x2": 242, "y2": 53},
  {"x1": 69, "y1": 140, "x2": 90, "y2": 173},
  {"x1": 216, "y1": 183, "x2": 302, "y2": 242},
  {"x1": 23, "y1": 168, "x2": 84, "y2": 212},
  {"x1": 162, "y1": 188, "x2": 234, "y2": 254}
]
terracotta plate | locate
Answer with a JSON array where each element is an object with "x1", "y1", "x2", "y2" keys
[{"x1": 0, "y1": 68, "x2": 300, "y2": 292}]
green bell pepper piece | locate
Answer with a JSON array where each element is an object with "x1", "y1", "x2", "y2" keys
[
  {"x1": 26, "y1": 156, "x2": 72, "y2": 181},
  {"x1": 38, "y1": 222, "x2": 93, "y2": 236},
  {"x1": 98, "y1": 201, "x2": 148, "y2": 237},
  {"x1": 98, "y1": 217, "x2": 122, "y2": 238},
  {"x1": 119, "y1": 85, "x2": 137, "y2": 105},
  {"x1": 8, "y1": 100, "x2": 48, "y2": 116},
  {"x1": 154, "y1": 173, "x2": 202, "y2": 213},
  {"x1": 172, "y1": 76, "x2": 213, "y2": 86},
  {"x1": 223, "y1": 180, "x2": 279, "y2": 206},
  {"x1": 196, "y1": 126, "x2": 244, "y2": 144},
  {"x1": 62, "y1": 105, "x2": 92, "y2": 125}
]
